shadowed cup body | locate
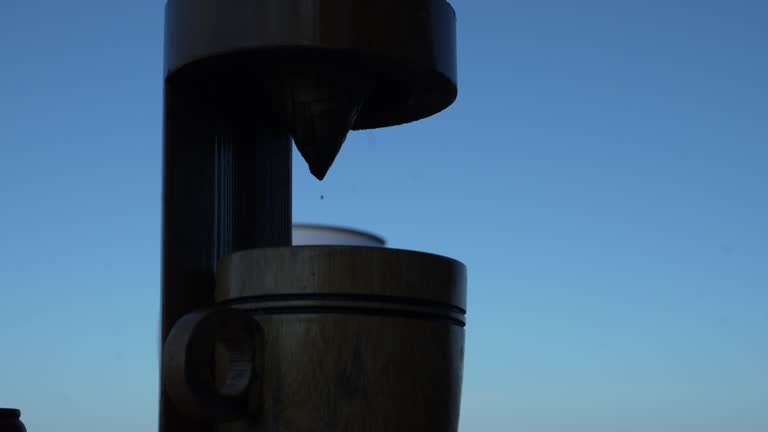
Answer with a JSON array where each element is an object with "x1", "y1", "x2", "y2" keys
[{"x1": 211, "y1": 246, "x2": 467, "y2": 432}]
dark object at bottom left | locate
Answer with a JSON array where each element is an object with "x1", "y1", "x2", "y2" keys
[{"x1": 0, "y1": 409, "x2": 26, "y2": 432}]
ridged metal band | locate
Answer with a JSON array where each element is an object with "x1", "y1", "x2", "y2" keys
[
  {"x1": 216, "y1": 246, "x2": 467, "y2": 313},
  {"x1": 219, "y1": 293, "x2": 466, "y2": 327}
]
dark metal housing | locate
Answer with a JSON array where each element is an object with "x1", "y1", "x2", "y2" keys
[{"x1": 161, "y1": 1, "x2": 460, "y2": 431}]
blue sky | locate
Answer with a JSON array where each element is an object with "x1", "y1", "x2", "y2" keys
[{"x1": 1, "y1": 1, "x2": 766, "y2": 431}]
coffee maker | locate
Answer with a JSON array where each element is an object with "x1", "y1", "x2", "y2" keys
[{"x1": 160, "y1": 1, "x2": 465, "y2": 431}]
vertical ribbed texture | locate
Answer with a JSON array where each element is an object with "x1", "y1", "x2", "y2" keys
[
  {"x1": 213, "y1": 136, "x2": 234, "y2": 271},
  {"x1": 161, "y1": 71, "x2": 291, "y2": 432}
]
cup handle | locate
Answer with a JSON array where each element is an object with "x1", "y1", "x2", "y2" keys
[{"x1": 162, "y1": 307, "x2": 264, "y2": 422}]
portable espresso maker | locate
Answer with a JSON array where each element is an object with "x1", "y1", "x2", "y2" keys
[{"x1": 159, "y1": 1, "x2": 466, "y2": 431}]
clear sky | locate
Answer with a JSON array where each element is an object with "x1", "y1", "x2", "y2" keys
[{"x1": 1, "y1": 1, "x2": 766, "y2": 431}]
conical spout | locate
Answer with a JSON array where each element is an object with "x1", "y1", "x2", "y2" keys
[{"x1": 287, "y1": 77, "x2": 364, "y2": 180}]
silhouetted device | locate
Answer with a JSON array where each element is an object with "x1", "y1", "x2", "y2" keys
[
  {"x1": 0, "y1": 409, "x2": 26, "y2": 432},
  {"x1": 160, "y1": 1, "x2": 463, "y2": 431}
]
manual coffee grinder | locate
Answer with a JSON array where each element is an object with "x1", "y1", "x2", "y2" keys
[{"x1": 160, "y1": 1, "x2": 466, "y2": 431}]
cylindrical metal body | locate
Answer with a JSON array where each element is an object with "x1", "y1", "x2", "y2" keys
[
  {"x1": 214, "y1": 246, "x2": 466, "y2": 432},
  {"x1": 164, "y1": 0, "x2": 457, "y2": 130},
  {"x1": 162, "y1": 20, "x2": 292, "y2": 432}
]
